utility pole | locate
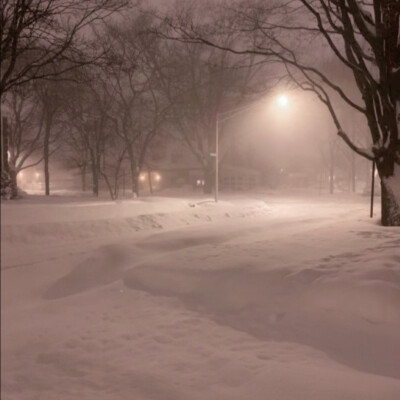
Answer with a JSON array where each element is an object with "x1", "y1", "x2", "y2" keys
[
  {"x1": 370, "y1": 161, "x2": 375, "y2": 218},
  {"x1": 122, "y1": 169, "x2": 125, "y2": 197},
  {"x1": 215, "y1": 119, "x2": 219, "y2": 202}
]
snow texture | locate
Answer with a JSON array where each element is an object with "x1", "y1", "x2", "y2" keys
[{"x1": 2, "y1": 191, "x2": 400, "y2": 400}]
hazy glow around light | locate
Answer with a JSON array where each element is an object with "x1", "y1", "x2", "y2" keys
[
  {"x1": 276, "y1": 94, "x2": 289, "y2": 108},
  {"x1": 139, "y1": 174, "x2": 146, "y2": 182}
]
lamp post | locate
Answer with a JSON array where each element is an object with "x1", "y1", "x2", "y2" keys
[
  {"x1": 214, "y1": 94, "x2": 290, "y2": 202},
  {"x1": 215, "y1": 118, "x2": 219, "y2": 202},
  {"x1": 370, "y1": 160, "x2": 376, "y2": 218}
]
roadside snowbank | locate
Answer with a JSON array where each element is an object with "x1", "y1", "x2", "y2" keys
[{"x1": 1, "y1": 196, "x2": 270, "y2": 245}]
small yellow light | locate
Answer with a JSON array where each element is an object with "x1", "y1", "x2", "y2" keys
[
  {"x1": 35, "y1": 172, "x2": 40, "y2": 178},
  {"x1": 154, "y1": 173, "x2": 161, "y2": 182},
  {"x1": 139, "y1": 174, "x2": 146, "y2": 182}
]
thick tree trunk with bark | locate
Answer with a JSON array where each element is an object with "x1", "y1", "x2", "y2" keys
[
  {"x1": 378, "y1": 150, "x2": 400, "y2": 226},
  {"x1": 381, "y1": 180, "x2": 400, "y2": 226}
]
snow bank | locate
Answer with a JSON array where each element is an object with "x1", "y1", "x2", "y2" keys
[{"x1": 1, "y1": 196, "x2": 270, "y2": 245}]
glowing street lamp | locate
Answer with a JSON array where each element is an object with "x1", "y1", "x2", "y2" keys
[
  {"x1": 139, "y1": 174, "x2": 146, "y2": 182},
  {"x1": 276, "y1": 94, "x2": 289, "y2": 108},
  {"x1": 214, "y1": 93, "x2": 290, "y2": 202},
  {"x1": 154, "y1": 173, "x2": 161, "y2": 182}
]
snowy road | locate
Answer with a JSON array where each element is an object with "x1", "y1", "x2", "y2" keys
[{"x1": 2, "y1": 193, "x2": 400, "y2": 399}]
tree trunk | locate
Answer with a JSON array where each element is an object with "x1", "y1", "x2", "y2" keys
[
  {"x1": 147, "y1": 166, "x2": 153, "y2": 195},
  {"x1": 44, "y1": 145, "x2": 50, "y2": 196},
  {"x1": 127, "y1": 145, "x2": 139, "y2": 198},
  {"x1": 379, "y1": 153, "x2": 400, "y2": 226},
  {"x1": 81, "y1": 163, "x2": 87, "y2": 192},
  {"x1": 43, "y1": 116, "x2": 51, "y2": 196},
  {"x1": 132, "y1": 168, "x2": 139, "y2": 198},
  {"x1": 1, "y1": 116, "x2": 10, "y2": 174},
  {"x1": 100, "y1": 170, "x2": 116, "y2": 200},
  {"x1": 91, "y1": 160, "x2": 99, "y2": 197},
  {"x1": 9, "y1": 169, "x2": 18, "y2": 199},
  {"x1": 381, "y1": 180, "x2": 400, "y2": 226}
]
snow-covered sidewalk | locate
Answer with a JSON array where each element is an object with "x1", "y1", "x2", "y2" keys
[{"x1": 2, "y1": 192, "x2": 400, "y2": 399}]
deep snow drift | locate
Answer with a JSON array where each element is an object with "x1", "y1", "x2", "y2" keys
[{"x1": 2, "y1": 191, "x2": 400, "y2": 400}]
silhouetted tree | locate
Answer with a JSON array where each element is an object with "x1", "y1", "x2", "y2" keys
[
  {"x1": 3, "y1": 86, "x2": 44, "y2": 195},
  {"x1": 1, "y1": 0, "x2": 129, "y2": 97}
]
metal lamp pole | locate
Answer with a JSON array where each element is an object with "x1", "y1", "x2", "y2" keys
[
  {"x1": 215, "y1": 118, "x2": 219, "y2": 202},
  {"x1": 370, "y1": 160, "x2": 375, "y2": 218}
]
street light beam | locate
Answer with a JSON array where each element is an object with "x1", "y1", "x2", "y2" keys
[{"x1": 215, "y1": 92, "x2": 292, "y2": 202}]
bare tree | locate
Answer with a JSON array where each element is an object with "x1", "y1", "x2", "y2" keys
[
  {"x1": 98, "y1": 17, "x2": 170, "y2": 197},
  {"x1": 3, "y1": 86, "x2": 44, "y2": 196},
  {"x1": 62, "y1": 126, "x2": 90, "y2": 192},
  {"x1": 33, "y1": 79, "x2": 66, "y2": 195},
  {"x1": 164, "y1": 0, "x2": 400, "y2": 225},
  {"x1": 62, "y1": 65, "x2": 131, "y2": 200},
  {"x1": 1, "y1": 0, "x2": 130, "y2": 97},
  {"x1": 62, "y1": 75, "x2": 106, "y2": 197},
  {"x1": 156, "y1": 4, "x2": 271, "y2": 193}
]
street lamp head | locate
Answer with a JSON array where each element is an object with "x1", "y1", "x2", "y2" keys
[{"x1": 276, "y1": 94, "x2": 289, "y2": 108}]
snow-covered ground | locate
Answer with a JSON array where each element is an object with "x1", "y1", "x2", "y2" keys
[{"x1": 2, "y1": 191, "x2": 400, "y2": 400}]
